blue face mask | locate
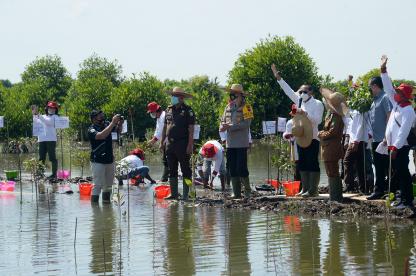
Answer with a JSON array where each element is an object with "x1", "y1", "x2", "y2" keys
[{"x1": 171, "y1": 96, "x2": 179, "y2": 105}]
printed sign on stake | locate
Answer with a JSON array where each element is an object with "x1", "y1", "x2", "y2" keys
[
  {"x1": 277, "y1": 117, "x2": 287, "y2": 133},
  {"x1": 0, "y1": 116, "x2": 3, "y2": 128},
  {"x1": 193, "y1": 125, "x2": 201, "y2": 140},
  {"x1": 262, "y1": 121, "x2": 276, "y2": 135},
  {"x1": 54, "y1": 116, "x2": 69, "y2": 129}
]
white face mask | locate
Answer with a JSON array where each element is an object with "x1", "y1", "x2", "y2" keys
[
  {"x1": 301, "y1": 93, "x2": 310, "y2": 102},
  {"x1": 47, "y1": 108, "x2": 56, "y2": 115},
  {"x1": 150, "y1": 113, "x2": 156, "y2": 119}
]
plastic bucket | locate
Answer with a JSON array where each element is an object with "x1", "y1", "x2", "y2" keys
[
  {"x1": 5, "y1": 170, "x2": 18, "y2": 180},
  {"x1": 0, "y1": 181, "x2": 16, "y2": 192},
  {"x1": 154, "y1": 185, "x2": 171, "y2": 199},
  {"x1": 266, "y1": 179, "x2": 280, "y2": 189},
  {"x1": 79, "y1": 183, "x2": 93, "y2": 196},
  {"x1": 283, "y1": 181, "x2": 301, "y2": 197},
  {"x1": 57, "y1": 170, "x2": 71, "y2": 180}
]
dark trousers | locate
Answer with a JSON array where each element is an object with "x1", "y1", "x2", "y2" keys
[
  {"x1": 372, "y1": 142, "x2": 389, "y2": 194},
  {"x1": 324, "y1": 161, "x2": 340, "y2": 177},
  {"x1": 392, "y1": 146, "x2": 413, "y2": 205},
  {"x1": 227, "y1": 148, "x2": 249, "y2": 177},
  {"x1": 297, "y1": 139, "x2": 320, "y2": 172},
  {"x1": 343, "y1": 142, "x2": 366, "y2": 192},
  {"x1": 166, "y1": 140, "x2": 192, "y2": 179},
  {"x1": 39, "y1": 141, "x2": 58, "y2": 176}
]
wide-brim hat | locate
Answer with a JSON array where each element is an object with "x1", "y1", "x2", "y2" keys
[
  {"x1": 320, "y1": 88, "x2": 349, "y2": 116},
  {"x1": 166, "y1": 87, "x2": 193, "y2": 98},
  {"x1": 225, "y1": 84, "x2": 250, "y2": 96},
  {"x1": 289, "y1": 104, "x2": 297, "y2": 116},
  {"x1": 201, "y1": 143, "x2": 218, "y2": 158},
  {"x1": 291, "y1": 113, "x2": 313, "y2": 148},
  {"x1": 47, "y1": 101, "x2": 59, "y2": 109}
]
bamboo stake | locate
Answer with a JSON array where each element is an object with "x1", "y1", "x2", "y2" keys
[
  {"x1": 102, "y1": 236, "x2": 107, "y2": 275},
  {"x1": 47, "y1": 188, "x2": 51, "y2": 228},
  {"x1": 74, "y1": 217, "x2": 78, "y2": 249},
  {"x1": 18, "y1": 151, "x2": 22, "y2": 204}
]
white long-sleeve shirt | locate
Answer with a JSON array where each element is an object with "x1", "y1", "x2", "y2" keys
[
  {"x1": 282, "y1": 119, "x2": 298, "y2": 161},
  {"x1": 382, "y1": 72, "x2": 416, "y2": 149},
  {"x1": 198, "y1": 140, "x2": 224, "y2": 173},
  {"x1": 36, "y1": 114, "x2": 58, "y2": 142},
  {"x1": 347, "y1": 110, "x2": 372, "y2": 143},
  {"x1": 153, "y1": 111, "x2": 165, "y2": 141},
  {"x1": 276, "y1": 79, "x2": 324, "y2": 140},
  {"x1": 117, "y1": 155, "x2": 144, "y2": 175}
]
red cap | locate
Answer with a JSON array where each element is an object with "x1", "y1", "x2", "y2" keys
[
  {"x1": 395, "y1": 83, "x2": 413, "y2": 99},
  {"x1": 289, "y1": 104, "x2": 297, "y2": 116},
  {"x1": 130, "y1": 148, "x2": 145, "y2": 160},
  {"x1": 147, "y1": 102, "x2": 160, "y2": 113},
  {"x1": 47, "y1": 101, "x2": 59, "y2": 109},
  {"x1": 201, "y1": 143, "x2": 218, "y2": 158}
]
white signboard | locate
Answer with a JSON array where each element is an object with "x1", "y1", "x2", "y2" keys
[
  {"x1": 277, "y1": 117, "x2": 287, "y2": 133},
  {"x1": 193, "y1": 124, "x2": 201, "y2": 140},
  {"x1": 219, "y1": 131, "x2": 227, "y2": 142},
  {"x1": 54, "y1": 116, "x2": 69, "y2": 129},
  {"x1": 262, "y1": 121, "x2": 276, "y2": 135},
  {"x1": 112, "y1": 132, "x2": 118, "y2": 140},
  {"x1": 122, "y1": 120, "x2": 128, "y2": 134},
  {"x1": 32, "y1": 117, "x2": 44, "y2": 137},
  {"x1": 0, "y1": 116, "x2": 3, "y2": 128}
]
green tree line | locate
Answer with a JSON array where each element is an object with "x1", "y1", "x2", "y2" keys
[{"x1": 0, "y1": 36, "x2": 414, "y2": 140}]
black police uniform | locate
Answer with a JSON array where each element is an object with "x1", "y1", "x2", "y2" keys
[{"x1": 165, "y1": 103, "x2": 195, "y2": 199}]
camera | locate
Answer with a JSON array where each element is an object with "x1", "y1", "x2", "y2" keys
[{"x1": 120, "y1": 115, "x2": 125, "y2": 120}]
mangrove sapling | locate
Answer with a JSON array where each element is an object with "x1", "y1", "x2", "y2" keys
[
  {"x1": 73, "y1": 147, "x2": 90, "y2": 179},
  {"x1": 23, "y1": 158, "x2": 45, "y2": 199}
]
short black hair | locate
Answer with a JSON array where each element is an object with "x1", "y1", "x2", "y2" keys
[
  {"x1": 370, "y1": 76, "x2": 383, "y2": 89},
  {"x1": 90, "y1": 110, "x2": 103, "y2": 120}
]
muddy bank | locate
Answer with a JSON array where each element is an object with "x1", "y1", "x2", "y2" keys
[{"x1": 192, "y1": 189, "x2": 416, "y2": 219}]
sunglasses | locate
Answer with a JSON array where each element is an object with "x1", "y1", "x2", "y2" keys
[{"x1": 299, "y1": 90, "x2": 309, "y2": 94}]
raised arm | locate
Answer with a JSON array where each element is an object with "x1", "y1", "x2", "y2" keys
[
  {"x1": 271, "y1": 64, "x2": 300, "y2": 104},
  {"x1": 380, "y1": 55, "x2": 395, "y2": 105}
]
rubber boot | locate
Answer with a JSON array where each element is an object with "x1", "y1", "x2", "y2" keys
[
  {"x1": 165, "y1": 177, "x2": 178, "y2": 200},
  {"x1": 51, "y1": 159, "x2": 58, "y2": 179},
  {"x1": 118, "y1": 177, "x2": 124, "y2": 186},
  {"x1": 329, "y1": 177, "x2": 343, "y2": 202},
  {"x1": 182, "y1": 178, "x2": 190, "y2": 201},
  {"x1": 102, "y1": 192, "x2": 111, "y2": 204},
  {"x1": 231, "y1": 177, "x2": 241, "y2": 199},
  {"x1": 241, "y1": 177, "x2": 252, "y2": 198},
  {"x1": 298, "y1": 171, "x2": 309, "y2": 196},
  {"x1": 305, "y1": 172, "x2": 320, "y2": 197},
  {"x1": 220, "y1": 175, "x2": 226, "y2": 192},
  {"x1": 161, "y1": 166, "x2": 169, "y2": 182},
  {"x1": 91, "y1": 195, "x2": 99, "y2": 203}
]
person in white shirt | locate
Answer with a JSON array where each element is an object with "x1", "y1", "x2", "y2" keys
[
  {"x1": 282, "y1": 104, "x2": 300, "y2": 182},
  {"x1": 343, "y1": 109, "x2": 373, "y2": 193},
  {"x1": 271, "y1": 64, "x2": 324, "y2": 197},
  {"x1": 197, "y1": 140, "x2": 227, "y2": 191},
  {"x1": 380, "y1": 55, "x2": 416, "y2": 208},
  {"x1": 32, "y1": 101, "x2": 59, "y2": 179},
  {"x1": 147, "y1": 101, "x2": 169, "y2": 182},
  {"x1": 116, "y1": 148, "x2": 156, "y2": 185}
]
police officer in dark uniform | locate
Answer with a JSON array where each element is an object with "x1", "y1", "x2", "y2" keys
[{"x1": 160, "y1": 87, "x2": 195, "y2": 200}]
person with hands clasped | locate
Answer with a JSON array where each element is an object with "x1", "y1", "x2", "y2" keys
[{"x1": 380, "y1": 55, "x2": 416, "y2": 209}]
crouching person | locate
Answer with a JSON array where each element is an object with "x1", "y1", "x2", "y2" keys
[
  {"x1": 319, "y1": 88, "x2": 347, "y2": 202},
  {"x1": 116, "y1": 148, "x2": 156, "y2": 185},
  {"x1": 88, "y1": 110, "x2": 123, "y2": 203},
  {"x1": 197, "y1": 140, "x2": 227, "y2": 191}
]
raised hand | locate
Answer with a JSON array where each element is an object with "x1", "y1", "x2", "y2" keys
[
  {"x1": 271, "y1": 64, "x2": 282, "y2": 81},
  {"x1": 381, "y1": 55, "x2": 388, "y2": 68}
]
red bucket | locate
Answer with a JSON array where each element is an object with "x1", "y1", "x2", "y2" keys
[
  {"x1": 283, "y1": 181, "x2": 301, "y2": 197},
  {"x1": 79, "y1": 183, "x2": 93, "y2": 196},
  {"x1": 266, "y1": 179, "x2": 280, "y2": 189},
  {"x1": 154, "y1": 185, "x2": 171, "y2": 199}
]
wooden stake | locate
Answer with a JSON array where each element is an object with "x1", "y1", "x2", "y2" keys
[
  {"x1": 47, "y1": 188, "x2": 51, "y2": 228},
  {"x1": 74, "y1": 217, "x2": 78, "y2": 249},
  {"x1": 102, "y1": 236, "x2": 107, "y2": 275}
]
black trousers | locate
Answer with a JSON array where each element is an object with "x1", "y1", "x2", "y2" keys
[
  {"x1": 227, "y1": 148, "x2": 249, "y2": 178},
  {"x1": 166, "y1": 140, "x2": 192, "y2": 179},
  {"x1": 392, "y1": 146, "x2": 413, "y2": 205},
  {"x1": 39, "y1": 141, "x2": 58, "y2": 175},
  {"x1": 372, "y1": 142, "x2": 389, "y2": 194},
  {"x1": 297, "y1": 139, "x2": 320, "y2": 172}
]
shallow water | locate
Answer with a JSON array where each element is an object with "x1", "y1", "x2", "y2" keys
[{"x1": 1, "y1": 144, "x2": 416, "y2": 275}]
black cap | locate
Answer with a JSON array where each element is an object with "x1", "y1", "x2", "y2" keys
[{"x1": 90, "y1": 110, "x2": 103, "y2": 120}]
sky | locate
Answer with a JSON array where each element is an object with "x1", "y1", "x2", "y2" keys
[{"x1": 1, "y1": 0, "x2": 415, "y2": 84}]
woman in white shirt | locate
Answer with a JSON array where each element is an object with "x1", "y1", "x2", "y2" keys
[
  {"x1": 116, "y1": 148, "x2": 156, "y2": 185},
  {"x1": 32, "y1": 101, "x2": 59, "y2": 179}
]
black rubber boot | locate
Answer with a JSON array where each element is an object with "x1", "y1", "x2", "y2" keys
[
  {"x1": 231, "y1": 177, "x2": 241, "y2": 199},
  {"x1": 329, "y1": 177, "x2": 343, "y2": 202},
  {"x1": 241, "y1": 177, "x2": 252, "y2": 198},
  {"x1": 102, "y1": 192, "x2": 111, "y2": 204},
  {"x1": 161, "y1": 166, "x2": 169, "y2": 182},
  {"x1": 220, "y1": 175, "x2": 226, "y2": 192},
  {"x1": 165, "y1": 177, "x2": 179, "y2": 200},
  {"x1": 182, "y1": 178, "x2": 190, "y2": 201},
  {"x1": 91, "y1": 195, "x2": 99, "y2": 203}
]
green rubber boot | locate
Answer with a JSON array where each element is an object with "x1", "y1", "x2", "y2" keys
[
  {"x1": 241, "y1": 177, "x2": 252, "y2": 198},
  {"x1": 165, "y1": 177, "x2": 179, "y2": 200},
  {"x1": 182, "y1": 178, "x2": 190, "y2": 201},
  {"x1": 91, "y1": 195, "x2": 99, "y2": 203},
  {"x1": 329, "y1": 177, "x2": 343, "y2": 202},
  {"x1": 102, "y1": 192, "x2": 111, "y2": 203},
  {"x1": 306, "y1": 172, "x2": 320, "y2": 197},
  {"x1": 231, "y1": 177, "x2": 241, "y2": 199}
]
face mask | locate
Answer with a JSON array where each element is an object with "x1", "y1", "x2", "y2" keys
[
  {"x1": 301, "y1": 93, "x2": 310, "y2": 102},
  {"x1": 394, "y1": 93, "x2": 402, "y2": 103},
  {"x1": 150, "y1": 113, "x2": 156, "y2": 119},
  {"x1": 171, "y1": 96, "x2": 179, "y2": 105},
  {"x1": 229, "y1": 94, "x2": 237, "y2": 101},
  {"x1": 47, "y1": 108, "x2": 55, "y2": 115}
]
